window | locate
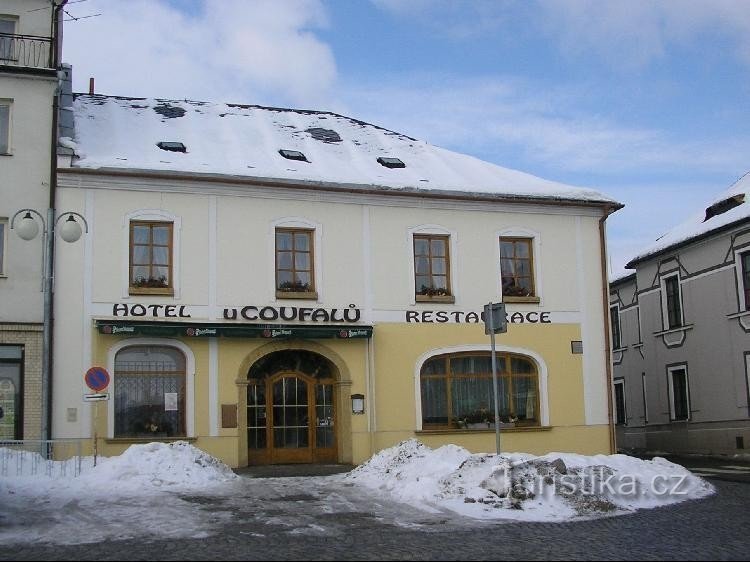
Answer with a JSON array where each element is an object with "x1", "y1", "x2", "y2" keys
[
  {"x1": 414, "y1": 234, "x2": 451, "y2": 300},
  {"x1": 668, "y1": 366, "x2": 690, "y2": 421},
  {"x1": 0, "y1": 218, "x2": 6, "y2": 275},
  {"x1": 0, "y1": 345, "x2": 23, "y2": 439},
  {"x1": 129, "y1": 221, "x2": 173, "y2": 295},
  {"x1": 276, "y1": 228, "x2": 316, "y2": 298},
  {"x1": 610, "y1": 305, "x2": 622, "y2": 349},
  {"x1": 613, "y1": 379, "x2": 626, "y2": 425},
  {"x1": 741, "y1": 252, "x2": 750, "y2": 311},
  {"x1": 420, "y1": 352, "x2": 539, "y2": 429},
  {"x1": 0, "y1": 100, "x2": 10, "y2": 154},
  {"x1": 0, "y1": 18, "x2": 17, "y2": 62},
  {"x1": 641, "y1": 372, "x2": 648, "y2": 424},
  {"x1": 663, "y1": 274, "x2": 682, "y2": 329},
  {"x1": 114, "y1": 346, "x2": 186, "y2": 438},
  {"x1": 500, "y1": 237, "x2": 536, "y2": 299}
]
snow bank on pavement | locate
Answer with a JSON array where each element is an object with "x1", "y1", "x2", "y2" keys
[
  {"x1": 346, "y1": 439, "x2": 715, "y2": 521},
  {"x1": 0, "y1": 441, "x2": 236, "y2": 495}
]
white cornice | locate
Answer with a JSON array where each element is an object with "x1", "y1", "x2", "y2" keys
[{"x1": 57, "y1": 170, "x2": 607, "y2": 218}]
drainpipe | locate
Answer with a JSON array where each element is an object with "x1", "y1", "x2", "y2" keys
[{"x1": 599, "y1": 207, "x2": 617, "y2": 454}]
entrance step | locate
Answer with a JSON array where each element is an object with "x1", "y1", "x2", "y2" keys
[{"x1": 234, "y1": 463, "x2": 355, "y2": 478}]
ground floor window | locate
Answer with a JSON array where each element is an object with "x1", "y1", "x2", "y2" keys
[
  {"x1": 114, "y1": 345, "x2": 186, "y2": 438},
  {"x1": 0, "y1": 345, "x2": 23, "y2": 439},
  {"x1": 420, "y1": 351, "x2": 539, "y2": 429},
  {"x1": 613, "y1": 379, "x2": 626, "y2": 425},
  {"x1": 668, "y1": 365, "x2": 690, "y2": 421}
]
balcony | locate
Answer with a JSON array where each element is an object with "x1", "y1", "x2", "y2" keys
[{"x1": 0, "y1": 32, "x2": 53, "y2": 70}]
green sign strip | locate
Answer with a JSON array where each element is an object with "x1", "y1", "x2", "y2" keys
[{"x1": 95, "y1": 321, "x2": 372, "y2": 340}]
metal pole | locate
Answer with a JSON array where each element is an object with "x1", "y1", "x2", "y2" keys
[
  {"x1": 41, "y1": 208, "x2": 54, "y2": 449},
  {"x1": 489, "y1": 302, "x2": 501, "y2": 455}
]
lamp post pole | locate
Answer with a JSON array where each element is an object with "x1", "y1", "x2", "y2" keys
[{"x1": 11, "y1": 209, "x2": 88, "y2": 450}]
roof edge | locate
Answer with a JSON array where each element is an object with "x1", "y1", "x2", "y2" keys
[{"x1": 60, "y1": 166, "x2": 624, "y2": 210}]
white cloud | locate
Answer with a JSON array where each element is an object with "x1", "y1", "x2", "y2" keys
[
  {"x1": 338, "y1": 74, "x2": 750, "y2": 175},
  {"x1": 63, "y1": 0, "x2": 336, "y2": 107}
]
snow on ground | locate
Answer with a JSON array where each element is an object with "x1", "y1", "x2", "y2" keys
[
  {"x1": 346, "y1": 439, "x2": 715, "y2": 522},
  {"x1": 0, "y1": 440, "x2": 715, "y2": 545}
]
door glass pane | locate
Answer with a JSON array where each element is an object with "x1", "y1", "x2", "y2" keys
[
  {"x1": 247, "y1": 383, "x2": 266, "y2": 450},
  {"x1": 0, "y1": 369, "x2": 19, "y2": 439},
  {"x1": 315, "y1": 384, "x2": 334, "y2": 448},
  {"x1": 272, "y1": 377, "x2": 309, "y2": 449}
]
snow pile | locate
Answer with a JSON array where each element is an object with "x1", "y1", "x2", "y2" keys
[
  {"x1": 0, "y1": 441, "x2": 236, "y2": 494},
  {"x1": 347, "y1": 439, "x2": 715, "y2": 521}
]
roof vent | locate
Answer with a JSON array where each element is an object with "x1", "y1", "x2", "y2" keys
[
  {"x1": 704, "y1": 194, "x2": 745, "y2": 222},
  {"x1": 279, "y1": 149, "x2": 308, "y2": 162},
  {"x1": 377, "y1": 157, "x2": 405, "y2": 169},
  {"x1": 157, "y1": 141, "x2": 187, "y2": 153},
  {"x1": 306, "y1": 127, "x2": 342, "y2": 143}
]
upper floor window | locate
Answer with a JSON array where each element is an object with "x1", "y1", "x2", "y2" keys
[
  {"x1": 0, "y1": 100, "x2": 10, "y2": 155},
  {"x1": 420, "y1": 352, "x2": 539, "y2": 430},
  {"x1": 0, "y1": 218, "x2": 6, "y2": 275},
  {"x1": 741, "y1": 251, "x2": 750, "y2": 311},
  {"x1": 663, "y1": 274, "x2": 682, "y2": 329},
  {"x1": 0, "y1": 18, "x2": 17, "y2": 62},
  {"x1": 414, "y1": 234, "x2": 452, "y2": 301},
  {"x1": 500, "y1": 237, "x2": 536, "y2": 299},
  {"x1": 610, "y1": 304, "x2": 622, "y2": 349},
  {"x1": 129, "y1": 221, "x2": 173, "y2": 295},
  {"x1": 276, "y1": 228, "x2": 316, "y2": 299}
]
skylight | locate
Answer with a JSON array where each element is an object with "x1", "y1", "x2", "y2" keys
[
  {"x1": 703, "y1": 194, "x2": 745, "y2": 222},
  {"x1": 377, "y1": 157, "x2": 405, "y2": 169},
  {"x1": 157, "y1": 141, "x2": 187, "y2": 153},
  {"x1": 279, "y1": 149, "x2": 308, "y2": 162}
]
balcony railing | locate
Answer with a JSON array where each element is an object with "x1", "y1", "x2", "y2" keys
[{"x1": 0, "y1": 32, "x2": 53, "y2": 70}]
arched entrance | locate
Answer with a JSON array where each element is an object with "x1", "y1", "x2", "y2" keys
[{"x1": 247, "y1": 350, "x2": 338, "y2": 464}]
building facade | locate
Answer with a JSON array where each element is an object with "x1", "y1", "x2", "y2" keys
[
  {"x1": 0, "y1": 0, "x2": 63, "y2": 441},
  {"x1": 611, "y1": 173, "x2": 750, "y2": 456},
  {"x1": 53, "y1": 95, "x2": 620, "y2": 467}
]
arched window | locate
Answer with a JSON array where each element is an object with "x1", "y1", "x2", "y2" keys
[
  {"x1": 114, "y1": 345, "x2": 186, "y2": 438},
  {"x1": 420, "y1": 352, "x2": 539, "y2": 429}
]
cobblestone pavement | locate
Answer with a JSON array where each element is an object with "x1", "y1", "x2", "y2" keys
[{"x1": 2, "y1": 477, "x2": 748, "y2": 561}]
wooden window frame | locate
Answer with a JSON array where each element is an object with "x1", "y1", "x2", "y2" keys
[
  {"x1": 420, "y1": 352, "x2": 540, "y2": 430},
  {"x1": 413, "y1": 234, "x2": 453, "y2": 302},
  {"x1": 275, "y1": 227, "x2": 317, "y2": 300},
  {"x1": 667, "y1": 364, "x2": 690, "y2": 421},
  {"x1": 129, "y1": 220, "x2": 174, "y2": 296},
  {"x1": 500, "y1": 236, "x2": 538, "y2": 303}
]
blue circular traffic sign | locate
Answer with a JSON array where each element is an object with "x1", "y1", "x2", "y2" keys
[{"x1": 85, "y1": 367, "x2": 110, "y2": 392}]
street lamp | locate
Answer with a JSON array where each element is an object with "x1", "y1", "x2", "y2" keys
[{"x1": 10, "y1": 208, "x2": 88, "y2": 447}]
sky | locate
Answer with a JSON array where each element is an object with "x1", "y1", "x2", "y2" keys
[
  {"x1": 59, "y1": 0, "x2": 750, "y2": 276},
  {"x1": 0, "y1": 440, "x2": 713, "y2": 545}
]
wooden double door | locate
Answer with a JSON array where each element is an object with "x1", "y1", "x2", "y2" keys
[{"x1": 247, "y1": 371, "x2": 337, "y2": 464}]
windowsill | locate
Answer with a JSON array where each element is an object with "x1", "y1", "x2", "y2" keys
[
  {"x1": 415, "y1": 294, "x2": 455, "y2": 304},
  {"x1": 0, "y1": 152, "x2": 12, "y2": 157},
  {"x1": 129, "y1": 287, "x2": 175, "y2": 296},
  {"x1": 653, "y1": 324, "x2": 694, "y2": 337},
  {"x1": 727, "y1": 310, "x2": 750, "y2": 319},
  {"x1": 417, "y1": 425, "x2": 551, "y2": 435},
  {"x1": 502, "y1": 296, "x2": 540, "y2": 304},
  {"x1": 106, "y1": 436, "x2": 195, "y2": 444},
  {"x1": 276, "y1": 290, "x2": 318, "y2": 300}
]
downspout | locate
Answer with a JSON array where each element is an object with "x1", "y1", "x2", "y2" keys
[
  {"x1": 599, "y1": 207, "x2": 617, "y2": 454},
  {"x1": 44, "y1": 0, "x2": 67, "y2": 443}
]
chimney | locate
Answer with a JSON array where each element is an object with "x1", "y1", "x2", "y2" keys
[{"x1": 89, "y1": 77, "x2": 95, "y2": 95}]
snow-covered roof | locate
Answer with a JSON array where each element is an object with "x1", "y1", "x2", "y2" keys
[
  {"x1": 66, "y1": 94, "x2": 619, "y2": 207},
  {"x1": 627, "y1": 172, "x2": 750, "y2": 267}
]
